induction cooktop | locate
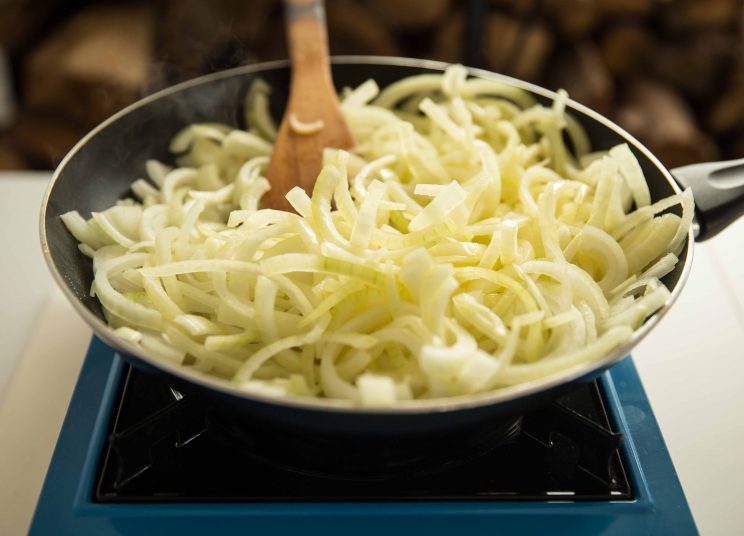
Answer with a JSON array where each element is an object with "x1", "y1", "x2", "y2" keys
[{"x1": 30, "y1": 336, "x2": 697, "y2": 535}]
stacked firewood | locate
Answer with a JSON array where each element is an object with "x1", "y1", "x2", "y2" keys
[{"x1": 0, "y1": 0, "x2": 742, "y2": 169}]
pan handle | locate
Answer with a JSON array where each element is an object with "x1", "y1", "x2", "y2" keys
[{"x1": 671, "y1": 158, "x2": 744, "y2": 241}]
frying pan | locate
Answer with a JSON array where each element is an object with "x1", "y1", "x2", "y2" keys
[{"x1": 40, "y1": 57, "x2": 744, "y2": 436}]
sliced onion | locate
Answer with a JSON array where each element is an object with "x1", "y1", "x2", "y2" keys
[{"x1": 60, "y1": 65, "x2": 693, "y2": 406}]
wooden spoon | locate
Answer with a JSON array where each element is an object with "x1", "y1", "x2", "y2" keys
[{"x1": 263, "y1": 0, "x2": 355, "y2": 211}]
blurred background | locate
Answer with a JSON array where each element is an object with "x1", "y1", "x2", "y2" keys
[{"x1": 0, "y1": 0, "x2": 742, "y2": 171}]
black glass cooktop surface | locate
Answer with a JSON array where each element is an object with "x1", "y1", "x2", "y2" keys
[{"x1": 95, "y1": 365, "x2": 633, "y2": 502}]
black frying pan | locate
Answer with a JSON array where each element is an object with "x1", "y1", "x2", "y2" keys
[{"x1": 40, "y1": 57, "x2": 744, "y2": 437}]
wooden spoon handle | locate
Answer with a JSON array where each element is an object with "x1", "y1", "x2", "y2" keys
[
  {"x1": 285, "y1": 0, "x2": 332, "y2": 87},
  {"x1": 263, "y1": 0, "x2": 354, "y2": 210}
]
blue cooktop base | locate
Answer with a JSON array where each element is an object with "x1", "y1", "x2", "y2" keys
[{"x1": 29, "y1": 337, "x2": 697, "y2": 535}]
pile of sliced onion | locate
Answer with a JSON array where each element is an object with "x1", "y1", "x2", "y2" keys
[{"x1": 61, "y1": 65, "x2": 693, "y2": 407}]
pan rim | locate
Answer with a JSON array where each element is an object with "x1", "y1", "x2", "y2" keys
[{"x1": 39, "y1": 55, "x2": 694, "y2": 415}]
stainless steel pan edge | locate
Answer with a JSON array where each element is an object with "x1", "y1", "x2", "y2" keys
[{"x1": 39, "y1": 56, "x2": 694, "y2": 415}]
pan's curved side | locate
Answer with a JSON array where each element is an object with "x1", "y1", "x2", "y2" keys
[{"x1": 40, "y1": 57, "x2": 693, "y2": 435}]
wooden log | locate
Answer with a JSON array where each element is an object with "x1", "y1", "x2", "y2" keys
[
  {"x1": 253, "y1": 11, "x2": 288, "y2": 62},
  {"x1": 0, "y1": 47, "x2": 16, "y2": 130},
  {"x1": 7, "y1": 112, "x2": 86, "y2": 169},
  {"x1": 544, "y1": 0, "x2": 600, "y2": 39},
  {"x1": 548, "y1": 42, "x2": 614, "y2": 116},
  {"x1": 723, "y1": 134, "x2": 744, "y2": 160},
  {"x1": 367, "y1": 0, "x2": 451, "y2": 31},
  {"x1": 511, "y1": 20, "x2": 553, "y2": 82},
  {"x1": 651, "y1": 34, "x2": 736, "y2": 101},
  {"x1": 615, "y1": 80, "x2": 718, "y2": 168},
  {"x1": 661, "y1": 0, "x2": 742, "y2": 34},
  {"x1": 427, "y1": 10, "x2": 465, "y2": 64},
  {"x1": 482, "y1": 14, "x2": 553, "y2": 81},
  {"x1": 24, "y1": 3, "x2": 155, "y2": 128},
  {"x1": 0, "y1": 138, "x2": 28, "y2": 170},
  {"x1": 482, "y1": 14, "x2": 520, "y2": 75},
  {"x1": 487, "y1": 0, "x2": 539, "y2": 16},
  {"x1": 596, "y1": 0, "x2": 654, "y2": 17},
  {"x1": 158, "y1": 0, "x2": 276, "y2": 81},
  {"x1": 722, "y1": 131, "x2": 744, "y2": 159},
  {"x1": 599, "y1": 23, "x2": 654, "y2": 79},
  {"x1": 0, "y1": 0, "x2": 67, "y2": 54},
  {"x1": 326, "y1": 1, "x2": 399, "y2": 56},
  {"x1": 707, "y1": 63, "x2": 744, "y2": 136}
]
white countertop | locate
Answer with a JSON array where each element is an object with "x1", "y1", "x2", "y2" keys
[{"x1": 1, "y1": 172, "x2": 743, "y2": 535}]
